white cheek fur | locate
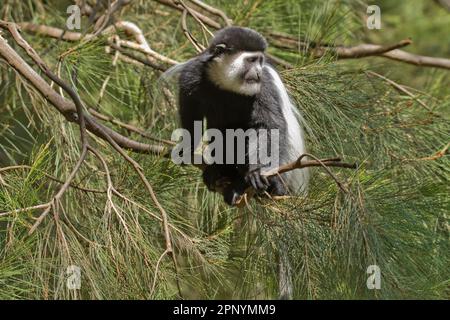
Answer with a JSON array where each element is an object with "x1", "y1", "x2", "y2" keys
[{"x1": 207, "y1": 52, "x2": 262, "y2": 96}]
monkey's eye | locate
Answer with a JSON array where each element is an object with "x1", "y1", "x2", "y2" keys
[{"x1": 214, "y1": 44, "x2": 228, "y2": 55}]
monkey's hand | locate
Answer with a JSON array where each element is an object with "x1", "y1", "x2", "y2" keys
[
  {"x1": 202, "y1": 165, "x2": 226, "y2": 192},
  {"x1": 244, "y1": 166, "x2": 269, "y2": 193}
]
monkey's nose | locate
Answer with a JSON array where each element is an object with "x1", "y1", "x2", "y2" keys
[
  {"x1": 245, "y1": 53, "x2": 264, "y2": 65},
  {"x1": 244, "y1": 68, "x2": 261, "y2": 83}
]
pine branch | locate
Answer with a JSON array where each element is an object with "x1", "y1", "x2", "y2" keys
[
  {"x1": 154, "y1": 0, "x2": 222, "y2": 29},
  {"x1": 0, "y1": 22, "x2": 168, "y2": 155},
  {"x1": 0, "y1": 20, "x2": 181, "y2": 296},
  {"x1": 268, "y1": 32, "x2": 450, "y2": 70},
  {"x1": 18, "y1": 22, "x2": 178, "y2": 67},
  {"x1": 208, "y1": 154, "x2": 357, "y2": 207},
  {"x1": 0, "y1": 165, "x2": 106, "y2": 194}
]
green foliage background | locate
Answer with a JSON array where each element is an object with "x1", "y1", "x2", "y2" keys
[{"x1": 0, "y1": 0, "x2": 448, "y2": 299}]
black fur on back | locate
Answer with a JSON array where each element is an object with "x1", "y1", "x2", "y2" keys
[{"x1": 208, "y1": 26, "x2": 268, "y2": 54}]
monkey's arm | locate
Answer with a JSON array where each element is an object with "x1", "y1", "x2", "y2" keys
[
  {"x1": 237, "y1": 119, "x2": 279, "y2": 192},
  {"x1": 179, "y1": 94, "x2": 231, "y2": 193}
]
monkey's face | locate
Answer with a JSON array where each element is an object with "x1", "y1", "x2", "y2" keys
[{"x1": 207, "y1": 47, "x2": 265, "y2": 96}]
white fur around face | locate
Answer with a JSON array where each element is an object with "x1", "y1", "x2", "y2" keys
[{"x1": 207, "y1": 52, "x2": 262, "y2": 96}]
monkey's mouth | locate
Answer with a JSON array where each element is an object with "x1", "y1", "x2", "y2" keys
[
  {"x1": 243, "y1": 72, "x2": 261, "y2": 84},
  {"x1": 244, "y1": 76, "x2": 261, "y2": 84}
]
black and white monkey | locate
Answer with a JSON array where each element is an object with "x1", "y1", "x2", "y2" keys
[
  {"x1": 171, "y1": 26, "x2": 308, "y2": 205},
  {"x1": 167, "y1": 26, "x2": 306, "y2": 299}
]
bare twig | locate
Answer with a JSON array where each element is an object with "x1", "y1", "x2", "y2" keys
[
  {"x1": 329, "y1": 39, "x2": 413, "y2": 58},
  {"x1": 178, "y1": 0, "x2": 214, "y2": 38},
  {"x1": 181, "y1": 9, "x2": 205, "y2": 52},
  {"x1": 88, "y1": 108, "x2": 175, "y2": 145},
  {"x1": 266, "y1": 53, "x2": 294, "y2": 69},
  {"x1": 263, "y1": 153, "x2": 353, "y2": 194},
  {"x1": 189, "y1": 0, "x2": 232, "y2": 26},
  {"x1": 434, "y1": 0, "x2": 450, "y2": 11},
  {"x1": 401, "y1": 142, "x2": 449, "y2": 162},
  {"x1": 18, "y1": 22, "x2": 90, "y2": 41},
  {"x1": 0, "y1": 203, "x2": 51, "y2": 217},
  {"x1": 154, "y1": 0, "x2": 222, "y2": 29},
  {"x1": 417, "y1": 142, "x2": 449, "y2": 161},
  {"x1": 75, "y1": 0, "x2": 95, "y2": 17},
  {"x1": 0, "y1": 165, "x2": 105, "y2": 193},
  {"x1": 0, "y1": 25, "x2": 168, "y2": 155},
  {"x1": 263, "y1": 155, "x2": 357, "y2": 176},
  {"x1": 28, "y1": 148, "x2": 88, "y2": 234},
  {"x1": 268, "y1": 32, "x2": 450, "y2": 70},
  {"x1": 229, "y1": 154, "x2": 357, "y2": 206},
  {"x1": 365, "y1": 70, "x2": 433, "y2": 112},
  {"x1": 93, "y1": 0, "x2": 133, "y2": 35},
  {"x1": 150, "y1": 248, "x2": 170, "y2": 297},
  {"x1": 270, "y1": 33, "x2": 412, "y2": 58},
  {"x1": 381, "y1": 48, "x2": 450, "y2": 70},
  {"x1": 17, "y1": 22, "x2": 178, "y2": 66},
  {"x1": 108, "y1": 42, "x2": 168, "y2": 71}
]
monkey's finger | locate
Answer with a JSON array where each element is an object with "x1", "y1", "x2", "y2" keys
[
  {"x1": 260, "y1": 174, "x2": 269, "y2": 186},
  {"x1": 251, "y1": 176, "x2": 259, "y2": 191},
  {"x1": 246, "y1": 174, "x2": 258, "y2": 190},
  {"x1": 254, "y1": 174, "x2": 263, "y2": 190},
  {"x1": 254, "y1": 173, "x2": 268, "y2": 191}
]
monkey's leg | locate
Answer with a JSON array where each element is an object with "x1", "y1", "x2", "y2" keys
[
  {"x1": 278, "y1": 242, "x2": 293, "y2": 300},
  {"x1": 202, "y1": 164, "x2": 234, "y2": 192}
]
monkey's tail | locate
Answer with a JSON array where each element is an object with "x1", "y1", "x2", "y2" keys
[
  {"x1": 266, "y1": 66, "x2": 310, "y2": 194},
  {"x1": 277, "y1": 242, "x2": 294, "y2": 299}
]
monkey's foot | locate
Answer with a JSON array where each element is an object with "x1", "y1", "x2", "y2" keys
[
  {"x1": 244, "y1": 168, "x2": 269, "y2": 193},
  {"x1": 223, "y1": 180, "x2": 248, "y2": 206}
]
